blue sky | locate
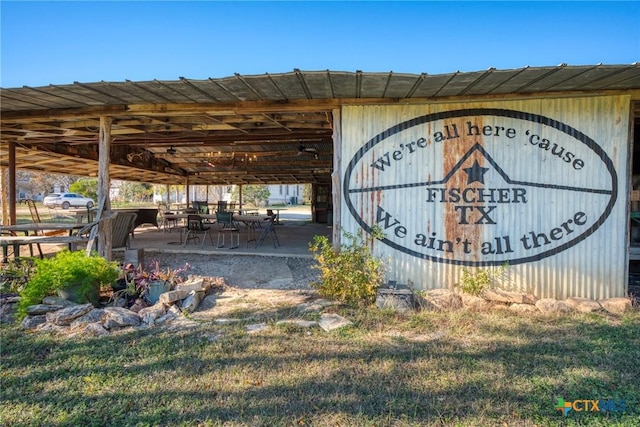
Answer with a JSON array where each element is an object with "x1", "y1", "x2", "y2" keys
[{"x1": 1, "y1": 1, "x2": 639, "y2": 88}]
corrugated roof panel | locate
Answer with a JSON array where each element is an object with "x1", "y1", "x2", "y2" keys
[
  {"x1": 592, "y1": 66, "x2": 640, "y2": 90},
  {"x1": 8, "y1": 87, "x2": 86, "y2": 109},
  {"x1": 410, "y1": 73, "x2": 458, "y2": 97},
  {"x1": 0, "y1": 89, "x2": 62, "y2": 109},
  {"x1": 231, "y1": 75, "x2": 288, "y2": 102},
  {"x1": 327, "y1": 72, "x2": 358, "y2": 98},
  {"x1": 267, "y1": 73, "x2": 311, "y2": 100},
  {"x1": 296, "y1": 71, "x2": 335, "y2": 98},
  {"x1": 45, "y1": 84, "x2": 113, "y2": 106},
  {"x1": 127, "y1": 81, "x2": 183, "y2": 103},
  {"x1": 89, "y1": 82, "x2": 150, "y2": 104},
  {"x1": 434, "y1": 71, "x2": 491, "y2": 96},
  {"x1": 488, "y1": 67, "x2": 562, "y2": 94},
  {"x1": 519, "y1": 67, "x2": 597, "y2": 92},
  {"x1": 1, "y1": 66, "x2": 639, "y2": 114},
  {"x1": 175, "y1": 79, "x2": 222, "y2": 103},
  {"x1": 372, "y1": 73, "x2": 418, "y2": 98},
  {"x1": 213, "y1": 75, "x2": 265, "y2": 101},
  {"x1": 148, "y1": 80, "x2": 202, "y2": 103}
]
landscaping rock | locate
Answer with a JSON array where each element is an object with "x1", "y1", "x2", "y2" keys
[
  {"x1": 181, "y1": 290, "x2": 205, "y2": 313},
  {"x1": 37, "y1": 322, "x2": 68, "y2": 333},
  {"x1": 376, "y1": 288, "x2": 416, "y2": 312},
  {"x1": 276, "y1": 319, "x2": 317, "y2": 328},
  {"x1": 297, "y1": 298, "x2": 334, "y2": 313},
  {"x1": 155, "y1": 305, "x2": 181, "y2": 325},
  {"x1": 159, "y1": 290, "x2": 189, "y2": 305},
  {"x1": 196, "y1": 294, "x2": 217, "y2": 311},
  {"x1": 246, "y1": 322, "x2": 268, "y2": 333},
  {"x1": 509, "y1": 303, "x2": 539, "y2": 313},
  {"x1": 26, "y1": 304, "x2": 64, "y2": 315},
  {"x1": 138, "y1": 303, "x2": 166, "y2": 325},
  {"x1": 0, "y1": 303, "x2": 17, "y2": 323},
  {"x1": 42, "y1": 296, "x2": 77, "y2": 307},
  {"x1": 481, "y1": 289, "x2": 538, "y2": 305},
  {"x1": 175, "y1": 277, "x2": 206, "y2": 294},
  {"x1": 461, "y1": 293, "x2": 490, "y2": 310},
  {"x1": 535, "y1": 298, "x2": 570, "y2": 314},
  {"x1": 102, "y1": 307, "x2": 141, "y2": 329},
  {"x1": 21, "y1": 314, "x2": 47, "y2": 329},
  {"x1": 1, "y1": 295, "x2": 21, "y2": 304},
  {"x1": 565, "y1": 297, "x2": 602, "y2": 313},
  {"x1": 84, "y1": 322, "x2": 110, "y2": 337},
  {"x1": 599, "y1": 298, "x2": 632, "y2": 315},
  {"x1": 420, "y1": 289, "x2": 462, "y2": 311},
  {"x1": 70, "y1": 309, "x2": 105, "y2": 329},
  {"x1": 318, "y1": 313, "x2": 352, "y2": 331},
  {"x1": 45, "y1": 303, "x2": 93, "y2": 326}
]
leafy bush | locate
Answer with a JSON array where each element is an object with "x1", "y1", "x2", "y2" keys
[
  {"x1": 309, "y1": 229, "x2": 385, "y2": 306},
  {"x1": 459, "y1": 264, "x2": 508, "y2": 296},
  {"x1": 18, "y1": 251, "x2": 120, "y2": 317}
]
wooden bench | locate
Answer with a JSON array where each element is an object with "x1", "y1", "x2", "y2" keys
[{"x1": 1, "y1": 234, "x2": 90, "y2": 262}]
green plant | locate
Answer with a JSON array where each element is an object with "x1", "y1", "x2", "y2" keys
[
  {"x1": 18, "y1": 250, "x2": 120, "y2": 317},
  {"x1": 116, "y1": 260, "x2": 190, "y2": 304},
  {"x1": 309, "y1": 227, "x2": 385, "y2": 306},
  {"x1": 0, "y1": 258, "x2": 36, "y2": 295},
  {"x1": 459, "y1": 263, "x2": 508, "y2": 296}
]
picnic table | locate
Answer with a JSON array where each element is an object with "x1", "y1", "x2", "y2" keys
[{"x1": 0, "y1": 222, "x2": 88, "y2": 262}]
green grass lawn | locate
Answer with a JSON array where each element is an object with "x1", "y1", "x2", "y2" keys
[{"x1": 1, "y1": 306, "x2": 639, "y2": 426}]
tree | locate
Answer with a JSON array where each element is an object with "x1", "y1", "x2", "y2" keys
[
  {"x1": 70, "y1": 178, "x2": 97, "y2": 200},
  {"x1": 120, "y1": 181, "x2": 153, "y2": 204},
  {"x1": 302, "y1": 183, "x2": 312, "y2": 204},
  {"x1": 232, "y1": 185, "x2": 270, "y2": 206}
]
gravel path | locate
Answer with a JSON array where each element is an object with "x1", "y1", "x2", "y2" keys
[{"x1": 124, "y1": 251, "x2": 321, "y2": 290}]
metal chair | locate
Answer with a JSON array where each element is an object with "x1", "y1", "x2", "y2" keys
[
  {"x1": 184, "y1": 214, "x2": 213, "y2": 248},
  {"x1": 158, "y1": 203, "x2": 178, "y2": 232},
  {"x1": 215, "y1": 211, "x2": 239, "y2": 249},
  {"x1": 256, "y1": 214, "x2": 280, "y2": 248}
]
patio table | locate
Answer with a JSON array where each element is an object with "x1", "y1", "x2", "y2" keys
[
  {"x1": 163, "y1": 213, "x2": 217, "y2": 244},
  {"x1": 233, "y1": 214, "x2": 271, "y2": 246}
]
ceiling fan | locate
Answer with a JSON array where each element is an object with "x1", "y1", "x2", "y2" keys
[
  {"x1": 298, "y1": 143, "x2": 318, "y2": 158},
  {"x1": 166, "y1": 146, "x2": 177, "y2": 155}
]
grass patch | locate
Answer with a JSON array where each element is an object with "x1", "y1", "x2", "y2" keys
[{"x1": 1, "y1": 308, "x2": 639, "y2": 426}]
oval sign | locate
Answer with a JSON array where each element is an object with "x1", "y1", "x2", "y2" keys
[{"x1": 343, "y1": 108, "x2": 617, "y2": 266}]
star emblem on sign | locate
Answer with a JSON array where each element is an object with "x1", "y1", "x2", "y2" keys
[{"x1": 463, "y1": 160, "x2": 489, "y2": 184}]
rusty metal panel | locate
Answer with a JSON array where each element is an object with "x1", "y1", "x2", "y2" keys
[{"x1": 340, "y1": 96, "x2": 631, "y2": 299}]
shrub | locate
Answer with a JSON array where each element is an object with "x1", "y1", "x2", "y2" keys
[
  {"x1": 309, "y1": 228, "x2": 385, "y2": 306},
  {"x1": 18, "y1": 250, "x2": 120, "y2": 318},
  {"x1": 459, "y1": 263, "x2": 509, "y2": 296}
]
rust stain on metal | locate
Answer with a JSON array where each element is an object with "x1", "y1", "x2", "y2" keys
[{"x1": 443, "y1": 117, "x2": 483, "y2": 262}]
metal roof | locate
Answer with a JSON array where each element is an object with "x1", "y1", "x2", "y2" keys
[{"x1": 2, "y1": 64, "x2": 640, "y2": 185}]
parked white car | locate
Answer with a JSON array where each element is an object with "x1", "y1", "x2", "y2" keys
[{"x1": 43, "y1": 192, "x2": 95, "y2": 209}]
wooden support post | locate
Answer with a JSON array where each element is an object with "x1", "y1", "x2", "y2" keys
[
  {"x1": 185, "y1": 177, "x2": 190, "y2": 207},
  {"x1": 1, "y1": 166, "x2": 8, "y2": 226},
  {"x1": 239, "y1": 184, "x2": 243, "y2": 212},
  {"x1": 89, "y1": 116, "x2": 113, "y2": 259},
  {"x1": 331, "y1": 108, "x2": 341, "y2": 251},
  {"x1": 8, "y1": 141, "x2": 17, "y2": 225}
]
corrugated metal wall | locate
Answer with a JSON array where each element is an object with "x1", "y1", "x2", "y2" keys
[{"x1": 340, "y1": 96, "x2": 631, "y2": 299}]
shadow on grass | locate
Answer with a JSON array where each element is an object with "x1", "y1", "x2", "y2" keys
[{"x1": 1, "y1": 310, "x2": 638, "y2": 426}]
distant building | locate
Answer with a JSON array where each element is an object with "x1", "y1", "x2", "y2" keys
[{"x1": 266, "y1": 184, "x2": 304, "y2": 205}]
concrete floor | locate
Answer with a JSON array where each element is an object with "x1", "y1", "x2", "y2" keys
[{"x1": 126, "y1": 214, "x2": 332, "y2": 259}]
